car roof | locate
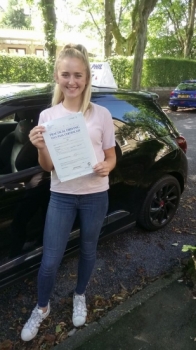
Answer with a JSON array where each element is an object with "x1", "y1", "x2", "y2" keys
[
  {"x1": 181, "y1": 80, "x2": 196, "y2": 83},
  {"x1": 0, "y1": 83, "x2": 54, "y2": 104},
  {"x1": 0, "y1": 83, "x2": 158, "y2": 106}
]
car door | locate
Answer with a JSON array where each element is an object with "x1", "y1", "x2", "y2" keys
[
  {"x1": 0, "y1": 103, "x2": 53, "y2": 285},
  {"x1": 91, "y1": 92, "x2": 178, "y2": 234}
]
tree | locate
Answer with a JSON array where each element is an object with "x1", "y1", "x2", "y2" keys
[
  {"x1": 1, "y1": 0, "x2": 31, "y2": 28},
  {"x1": 183, "y1": 0, "x2": 196, "y2": 57},
  {"x1": 27, "y1": 0, "x2": 57, "y2": 64},
  {"x1": 66, "y1": 0, "x2": 158, "y2": 89},
  {"x1": 74, "y1": 0, "x2": 137, "y2": 56},
  {"x1": 131, "y1": 0, "x2": 158, "y2": 90},
  {"x1": 147, "y1": 0, "x2": 196, "y2": 58},
  {"x1": 39, "y1": 0, "x2": 57, "y2": 64}
]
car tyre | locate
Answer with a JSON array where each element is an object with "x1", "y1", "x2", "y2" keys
[
  {"x1": 170, "y1": 105, "x2": 178, "y2": 111},
  {"x1": 137, "y1": 175, "x2": 181, "y2": 231}
]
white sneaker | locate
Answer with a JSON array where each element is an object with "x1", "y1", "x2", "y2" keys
[
  {"x1": 21, "y1": 303, "x2": 50, "y2": 341},
  {"x1": 72, "y1": 294, "x2": 87, "y2": 327}
]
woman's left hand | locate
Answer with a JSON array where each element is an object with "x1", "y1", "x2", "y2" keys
[
  {"x1": 93, "y1": 148, "x2": 116, "y2": 177},
  {"x1": 93, "y1": 161, "x2": 110, "y2": 177}
]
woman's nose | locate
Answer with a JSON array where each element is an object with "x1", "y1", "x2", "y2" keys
[{"x1": 68, "y1": 75, "x2": 75, "y2": 84}]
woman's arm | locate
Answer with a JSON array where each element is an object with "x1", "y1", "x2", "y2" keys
[
  {"x1": 93, "y1": 147, "x2": 116, "y2": 177},
  {"x1": 29, "y1": 125, "x2": 54, "y2": 172}
]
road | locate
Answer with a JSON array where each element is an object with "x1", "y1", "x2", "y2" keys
[
  {"x1": 0, "y1": 107, "x2": 196, "y2": 349},
  {"x1": 166, "y1": 107, "x2": 196, "y2": 216}
]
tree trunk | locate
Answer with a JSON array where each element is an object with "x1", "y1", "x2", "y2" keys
[
  {"x1": 104, "y1": 0, "x2": 113, "y2": 57},
  {"x1": 39, "y1": 0, "x2": 57, "y2": 63},
  {"x1": 184, "y1": 0, "x2": 196, "y2": 57},
  {"x1": 131, "y1": 0, "x2": 158, "y2": 91},
  {"x1": 105, "y1": 0, "x2": 127, "y2": 55}
]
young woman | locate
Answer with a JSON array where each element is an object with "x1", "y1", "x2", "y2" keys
[{"x1": 21, "y1": 43, "x2": 116, "y2": 341}]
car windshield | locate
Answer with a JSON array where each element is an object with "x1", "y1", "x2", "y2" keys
[{"x1": 175, "y1": 82, "x2": 196, "y2": 91}]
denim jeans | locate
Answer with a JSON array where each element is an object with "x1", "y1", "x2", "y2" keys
[{"x1": 38, "y1": 190, "x2": 108, "y2": 307}]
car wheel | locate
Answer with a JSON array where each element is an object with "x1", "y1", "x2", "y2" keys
[
  {"x1": 137, "y1": 175, "x2": 181, "y2": 231},
  {"x1": 170, "y1": 105, "x2": 178, "y2": 111}
]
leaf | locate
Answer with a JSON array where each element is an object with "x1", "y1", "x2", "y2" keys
[
  {"x1": 56, "y1": 324, "x2": 62, "y2": 333},
  {"x1": 171, "y1": 243, "x2": 179, "y2": 246},
  {"x1": 182, "y1": 204, "x2": 192, "y2": 210},
  {"x1": 19, "y1": 307, "x2": 27, "y2": 315},
  {"x1": 182, "y1": 245, "x2": 196, "y2": 252},
  {"x1": 119, "y1": 282, "x2": 127, "y2": 291},
  {"x1": 108, "y1": 267, "x2": 114, "y2": 272},
  {"x1": 93, "y1": 308, "x2": 104, "y2": 313},
  {"x1": 44, "y1": 333, "x2": 56, "y2": 343},
  {"x1": 126, "y1": 253, "x2": 131, "y2": 259},
  {"x1": 0, "y1": 340, "x2": 13, "y2": 350},
  {"x1": 186, "y1": 196, "x2": 196, "y2": 203}
]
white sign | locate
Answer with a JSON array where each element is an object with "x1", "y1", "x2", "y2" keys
[
  {"x1": 90, "y1": 62, "x2": 118, "y2": 89},
  {"x1": 42, "y1": 112, "x2": 97, "y2": 182}
]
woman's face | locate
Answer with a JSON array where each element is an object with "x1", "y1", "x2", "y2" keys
[{"x1": 55, "y1": 56, "x2": 88, "y2": 101}]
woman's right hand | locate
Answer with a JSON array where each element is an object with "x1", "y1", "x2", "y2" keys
[{"x1": 29, "y1": 126, "x2": 46, "y2": 150}]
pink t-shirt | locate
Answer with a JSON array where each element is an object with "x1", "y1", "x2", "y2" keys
[{"x1": 38, "y1": 102, "x2": 116, "y2": 194}]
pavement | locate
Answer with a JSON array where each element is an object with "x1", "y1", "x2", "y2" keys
[{"x1": 52, "y1": 268, "x2": 196, "y2": 350}]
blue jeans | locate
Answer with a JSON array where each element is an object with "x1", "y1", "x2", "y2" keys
[{"x1": 38, "y1": 191, "x2": 108, "y2": 307}]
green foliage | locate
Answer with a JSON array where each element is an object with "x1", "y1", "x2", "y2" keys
[
  {"x1": 0, "y1": 0, "x2": 31, "y2": 29},
  {"x1": 92, "y1": 56, "x2": 196, "y2": 88},
  {"x1": 0, "y1": 54, "x2": 52, "y2": 83},
  {"x1": 1, "y1": 53, "x2": 196, "y2": 88},
  {"x1": 38, "y1": 0, "x2": 57, "y2": 63},
  {"x1": 142, "y1": 57, "x2": 196, "y2": 87},
  {"x1": 147, "y1": 0, "x2": 196, "y2": 58},
  {"x1": 182, "y1": 245, "x2": 196, "y2": 253},
  {"x1": 108, "y1": 56, "x2": 134, "y2": 88},
  {"x1": 26, "y1": 0, "x2": 57, "y2": 62}
]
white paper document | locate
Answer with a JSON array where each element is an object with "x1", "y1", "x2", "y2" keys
[{"x1": 42, "y1": 112, "x2": 97, "y2": 182}]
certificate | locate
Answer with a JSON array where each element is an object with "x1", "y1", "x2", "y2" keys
[{"x1": 41, "y1": 112, "x2": 97, "y2": 182}]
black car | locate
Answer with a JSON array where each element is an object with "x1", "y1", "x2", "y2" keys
[{"x1": 0, "y1": 83, "x2": 187, "y2": 288}]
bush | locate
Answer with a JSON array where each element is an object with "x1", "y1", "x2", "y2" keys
[
  {"x1": 0, "y1": 53, "x2": 53, "y2": 83},
  {"x1": 142, "y1": 57, "x2": 196, "y2": 87},
  {"x1": 1, "y1": 53, "x2": 196, "y2": 88}
]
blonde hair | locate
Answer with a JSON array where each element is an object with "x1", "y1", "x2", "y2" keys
[{"x1": 52, "y1": 43, "x2": 92, "y2": 114}]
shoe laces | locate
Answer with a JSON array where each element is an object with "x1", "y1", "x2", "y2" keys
[
  {"x1": 73, "y1": 295, "x2": 87, "y2": 316},
  {"x1": 25, "y1": 307, "x2": 44, "y2": 331}
]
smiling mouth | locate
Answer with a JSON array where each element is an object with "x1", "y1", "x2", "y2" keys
[{"x1": 67, "y1": 87, "x2": 78, "y2": 90}]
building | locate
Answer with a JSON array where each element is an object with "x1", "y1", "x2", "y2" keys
[
  {"x1": 0, "y1": 28, "x2": 48, "y2": 56},
  {"x1": 0, "y1": 28, "x2": 102, "y2": 57}
]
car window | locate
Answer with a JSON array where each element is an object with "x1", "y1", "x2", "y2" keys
[
  {"x1": 176, "y1": 82, "x2": 196, "y2": 91},
  {"x1": 92, "y1": 93, "x2": 174, "y2": 138},
  {"x1": 0, "y1": 114, "x2": 15, "y2": 122},
  {"x1": 0, "y1": 107, "x2": 43, "y2": 175}
]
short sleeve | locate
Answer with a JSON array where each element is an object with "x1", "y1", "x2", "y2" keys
[
  {"x1": 102, "y1": 110, "x2": 116, "y2": 150},
  {"x1": 38, "y1": 111, "x2": 45, "y2": 125}
]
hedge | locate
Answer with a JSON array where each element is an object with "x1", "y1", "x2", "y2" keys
[
  {"x1": 0, "y1": 53, "x2": 196, "y2": 88},
  {"x1": 0, "y1": 54, "x2": 52, "y2": 83}
]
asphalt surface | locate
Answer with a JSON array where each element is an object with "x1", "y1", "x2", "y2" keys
[
  {"x1": 53, "y1": 270, "x2": 196, "y2": 350},
  {"x1": 1, "y1": 101, "x2": 196, "y2": 349}
]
